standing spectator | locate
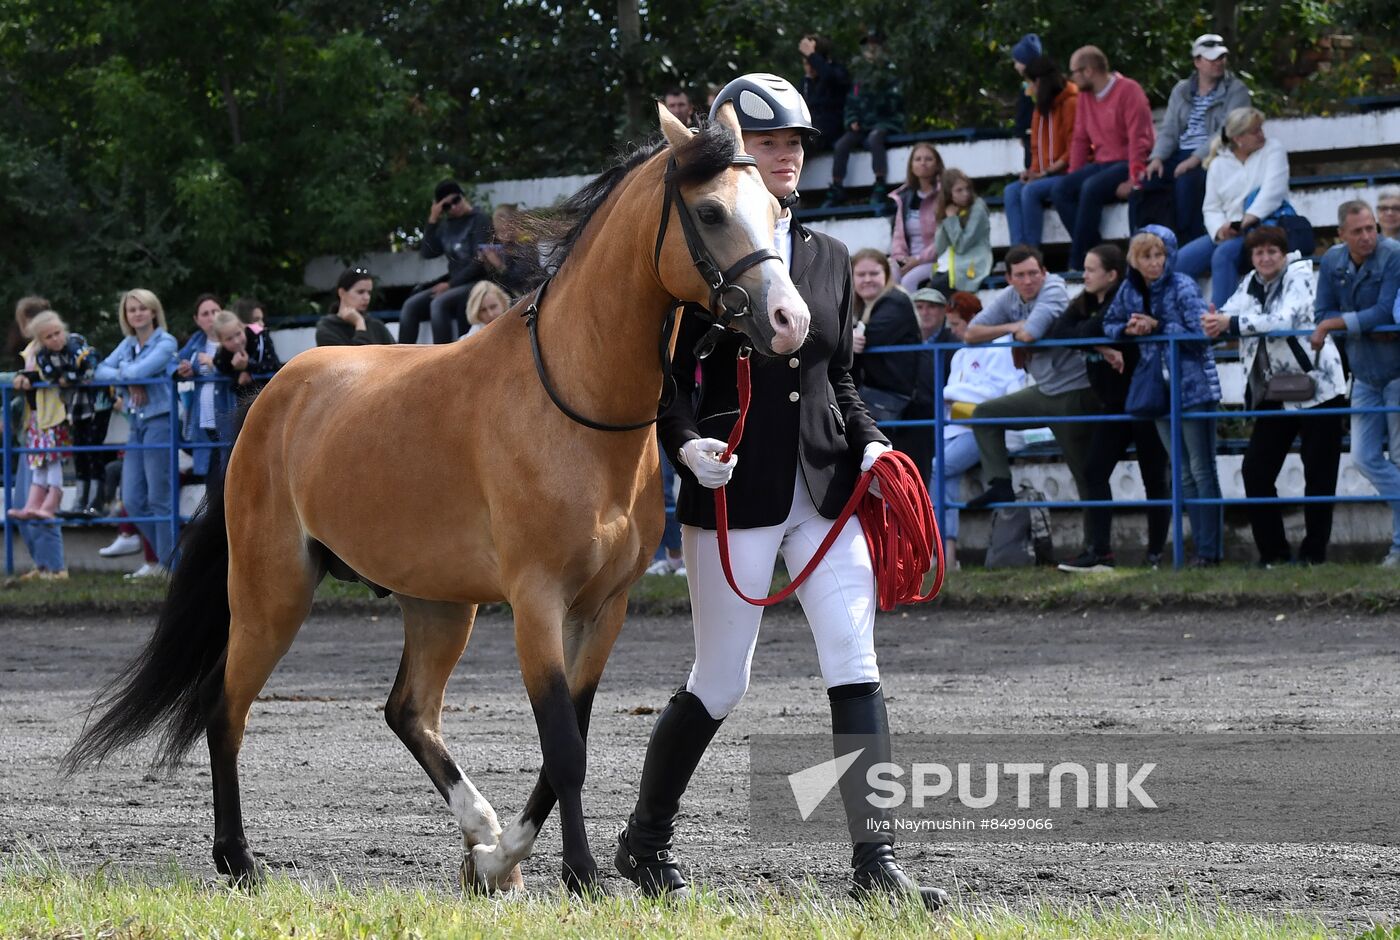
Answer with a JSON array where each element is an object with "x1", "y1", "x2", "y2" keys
[
  {"x1": 1311, "y1": 201, "x2": 1400, "y2": 566},
  {"x1": 662, "y1": 87, "x2": 698, "y2": 128},
  {"x1": 927, "y1": 169, "x2": 992, "y2": 295},
  {"x1": 1203, "y1": 226, "x2": 1347, "y2": 566},
  {"x1": 1004, "y1": 56, "x2": 1078, "y2": 248},
  {"x1": 399, "y1": 179, "x2": 490, "y2": 344},
  {"x1": 3, "y1": 297, "x2": 66, "y2": 578},
  {"x1": 479, "y1": 204, "x2": 542, "y2": 297},
  {"x1": 1176, "y1": 108, "x2": 1294, "y2": 308},
  {"x1": 1376, "y1": 187, "x2": 1400, "y2": 242},
  {"x1": 93, "y1": 289, "x2": 179, "y2": 575},
  {"x1": 316, "y1": 269, "x2": 395, "y2": 347},
  {"x1": 463, "y1": 281, "x2": 511, "y2": 338},
  {"x1": 849, "y1": 249, "x2": 920, "y2": 424},
  {"x1": 1052, "y1": 46, "x2": 1155, "y2": 270},
  {"x1": 1136, "y1": 34, "x2": 1251, "y2": 242},
  {"x1": 896, "y1": 287, "x2": 953, "y2": 487},
  {"x1": 176, "y1": 294, "x2": 226, "y2": 482},
  {"x1": 1011, "y1": 33, "x2": 1043, "y2": 170},
  {"x1": 824, "y1": 30, "x2": 904, "y2": 208},
  {"x1": 887, "y1": 143, "x2": 944, "y2": 291},
  {"x1": 231, "y1": 297, "x2": 267, "y2": 333},
  {"x1": 937, "y1": 293, "x2": 1026, "y2": 569},
  {"x1": 799, "y1": 34, "x2": 849, "y2": 148},
  {"x1": 1105, "y1": 227, "x2": 1223, "y2": 567},
  {"x1": 1051, "y1": 244, "x2": 1171, "y2": 571},
  {"x1": 212, "y1": 310, "x2": 280, "y2": 403},
  {"x1": 963, "y1": 245, "x2": 1098, "y2": 509}
]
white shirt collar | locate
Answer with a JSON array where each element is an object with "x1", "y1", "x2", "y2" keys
[
  {"x1": 774, "y1": 213, "x2": 793, "y2": 270},
  {"x1": 1096, "y1": 73, "x2": 1117, "y2": 101}
]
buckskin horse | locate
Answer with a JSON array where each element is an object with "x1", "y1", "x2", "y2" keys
[{"x1": 63, "y1": 103, "x2": 810, "y2": 894}]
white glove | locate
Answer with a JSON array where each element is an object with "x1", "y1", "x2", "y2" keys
[
  {"x1": 861, "y1": 442, "x2": 891, "y2": 498},
  {"x1": 679, "y1": 437, "x2": 738, "y2": 489}
]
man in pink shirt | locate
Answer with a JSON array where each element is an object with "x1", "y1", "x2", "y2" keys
[{"x1": 1050, "y1": 46, "x2": 1155, "y2": 269}]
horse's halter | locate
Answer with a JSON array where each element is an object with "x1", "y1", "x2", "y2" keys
[{"x1": 524, "y1": 147, "x2": 783, "y2": 433}]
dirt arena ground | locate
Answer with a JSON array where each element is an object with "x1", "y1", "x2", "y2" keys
[{"x1": 2, "y1": 604, "x2": 1398, "y2": 928}]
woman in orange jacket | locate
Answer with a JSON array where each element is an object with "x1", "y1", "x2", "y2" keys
[{"x1": 1003, "y1": 55, "x2": 1078, "y2": 247}]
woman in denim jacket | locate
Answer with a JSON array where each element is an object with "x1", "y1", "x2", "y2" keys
[{"x1": 93, "y1": 289, "x2": 179, "y2": 572}]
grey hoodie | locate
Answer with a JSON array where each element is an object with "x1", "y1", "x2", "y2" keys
[{"x1": 1149, "y1": 71, "x2": 1252, "y2": 163}]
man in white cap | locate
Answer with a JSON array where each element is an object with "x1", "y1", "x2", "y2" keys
[{"x1": 1134, "y1": 33, "x2": 1252, "y2": 241}]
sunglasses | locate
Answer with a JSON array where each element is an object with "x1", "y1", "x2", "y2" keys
[{"x1": 442, "y1": 195, "x2": 462, "y2": 208}]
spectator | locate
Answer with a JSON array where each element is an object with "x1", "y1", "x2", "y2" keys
[
  {"x1": 896, "y1": 286, "x2": 953, "y2": 487},
  {"x1": 1050, "y1": 244, "x2": 1171, "y2": 571},
  {"x1": 1052, "y1": 46, "x2": 1155, "y2": 270},
  {"x1": 1311, "y1": 200, "x2": 1400, "y2": 566},
  {"x1": 927, "y1": 169, "x2": 992, "y2": 295},
  {"x1": 1176, "y1": 107, "x2": 1294, "y2": 308},
  {"x1": 824, "y1": 30, "x2": 904, "y2": 208},
  {"x1": 1011, "y1": 34, "x2": 1043, "y2": 171},
  {"x1": 463, "y1": 281, "x2": 511, "y2": 339},
  {"x1": 3, "y1": 297, "x2": 66, "y2": 578},
  {"x1": 1203, "y1": 226, "x2": 1347, "y2": 566},
  {"x1": 232, "y1": 297, "x2": 267, "y2": 333},
  {"x1": 93, "y1": 289, "x2": 180, "y2": 575},
  {"x1": 1104, "y1": 226, "x2": 1222, "y2": 567},
  {"x1": 963, "y1": 245, "x2": 1098, "y2": 509},
  {"x1": 1004, "y1": 55, "x2": 1078, "y2": 248},
  {"x1": 316, "y1": 269, "x2": 395, "y2": 346},
  {"x1": 1136, "y1": 34, "x2": 1251, "y2": 242},
  {"x1": 399, "y1": 179, "x2": 490, "y2": 344},
  {"x1": 887, "y1": 143, "x2": 945, "y2": 291},
  {"x1": 1377, "y1": 187, "x2": 1400, "y2": 242},
  {"x1": 798, "y1": 34, "x2": 850, "y2": 148},
  {"x1": 480, "y1": 204, "x2": 543, "y2": 297},
  {"x1": 850, "y1": 249, "x2": 920, "y2": 424},
  {"x1": 176, "y1": 293, "x2": 226, "y2": 482},
  {"x1": 937, "y1": 292, "x2": 1025, "y2": 569},
  {"x1": 662, "y1": 87, "x2": 698, "y2": 128},
  {"x1": 704, "y1": 85, "x2": 722, "y2": 111},
  {"x1": 212, "y1": 310, "x2": 280, "y2": 402}
]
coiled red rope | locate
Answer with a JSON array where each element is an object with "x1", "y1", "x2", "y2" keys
[{"x1": 714, "y1": 351, "x2": 945, "y2": 610}]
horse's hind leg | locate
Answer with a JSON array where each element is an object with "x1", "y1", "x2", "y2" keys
[
  {"x1": 385, "y1": 597, "x2": 522, "y2": 893},
  {"x1": 204, "y1": 546, "x2": 319, "y2": 884}
]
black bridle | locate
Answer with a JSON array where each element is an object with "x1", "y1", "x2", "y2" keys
[{"x1": 523, "y1": 151, "x2": 782, "y2": 432}]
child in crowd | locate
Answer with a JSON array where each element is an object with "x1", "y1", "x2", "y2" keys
[
  {"x1": 463, "y1": 281, "x2": 511, "y2": 338},
  {"x1": 9, "y1": 311, "x2": 94, "y2": 520},
  {"x1": 232, "y1": 297, "x2": 267, "y2": 334},
  {"x1": 212, "y1": 310, "x2": 280, "y2": 399},
  {"x1": 928, "y1": 169, "x2": 992, "y2": 295}
]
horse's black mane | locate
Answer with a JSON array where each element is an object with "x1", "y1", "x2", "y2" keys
[{"x1": 528, "y1": 120, "x2": 740, "y2": 277}]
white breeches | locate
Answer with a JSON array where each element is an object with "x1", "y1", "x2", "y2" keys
[{"x1": 682, "y1": 475, "x2": 880, "y2": 719}]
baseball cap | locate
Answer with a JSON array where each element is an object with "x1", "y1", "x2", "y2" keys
[
  {"x1": 912, "y1": 288, "x2": 948, "y2": 305},
  {"x1": 1192, "y1": 34, "x2": 1229, "y2": 60}
]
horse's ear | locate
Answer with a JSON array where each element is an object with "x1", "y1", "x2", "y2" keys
[
  {"x1": 658, "y1": 102, "x2": 692, "y2": 153},
  {"x1": 713, "y1": 101, "x2": 745, "y2": 148}
]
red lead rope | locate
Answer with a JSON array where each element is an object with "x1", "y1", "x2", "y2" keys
[{"x1": 714, "y1": 352, "x2": 946, "y2": 610}]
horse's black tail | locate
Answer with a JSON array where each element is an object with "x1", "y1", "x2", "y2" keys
[{"x1": 62, "y1": 458, "x2": 234, "y2": 774}]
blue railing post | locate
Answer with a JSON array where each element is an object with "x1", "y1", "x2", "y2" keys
[
  {"x1": 1167, "y1": 337, "x2": 1184, "y2": 570},
  {"x1": 2, "y1": 385, "x2": 12, "y2": 576},
  {"x1": 168, "y1": 377, "x2": 181, "y2": 565},
  {"x1": 932, "y1": 343, "x2": 947, "y2": 548}
]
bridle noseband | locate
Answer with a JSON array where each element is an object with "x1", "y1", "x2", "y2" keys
[{"x1": 524, "y1": 149, "x2": 782, "y2": 432}]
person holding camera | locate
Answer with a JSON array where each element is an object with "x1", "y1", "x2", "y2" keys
[{"x1": 398, "y1": 179, "x2": 491, "y2": 343}]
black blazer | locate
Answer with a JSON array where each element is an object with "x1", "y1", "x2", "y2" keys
[
  {"x1": 659, "y1": 223, "x2": 887, "y2": 529},
  {"x1": 853, "y1": 289, "x2": 920, "y2": 397}
]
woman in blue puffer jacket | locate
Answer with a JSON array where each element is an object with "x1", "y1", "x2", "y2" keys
[{"x1": 1104, "y1": 225, "x2": 1223, "y2": 566}]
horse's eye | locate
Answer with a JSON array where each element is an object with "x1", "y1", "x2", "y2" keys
[{"x1": 697, "y1": 205, "x2": 724, "y2": 225}]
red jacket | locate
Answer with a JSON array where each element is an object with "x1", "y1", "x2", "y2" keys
[
  {"x1": 1029, "y1": 83, "x2": 1078, "y2": 175},
  {"x1": 1068, "y1": 73, "x2": 1155, "y2": 183}
]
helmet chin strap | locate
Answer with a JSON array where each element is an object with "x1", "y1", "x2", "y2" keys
[{"x1": 778, "y1": 190, "x2": 800, "y2": 210}]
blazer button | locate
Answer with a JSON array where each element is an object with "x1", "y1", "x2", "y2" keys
[
  {"x1": 788, "y1": 391, "x2": 800, "y2": 402},
  {"x1": 788, "y1": 357, "x2": 799, "y2": 368}
]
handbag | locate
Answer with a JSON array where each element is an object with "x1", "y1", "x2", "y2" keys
[
  {"x1": 858, "y1": 384, "x2": 912, "y2": 423},
  {"x1": 1124, "y1": 347, "x2": 1170, "y2": 418},
  {"x1": 1262, "y1": 337, "x2": 1318, "y2": 403}
]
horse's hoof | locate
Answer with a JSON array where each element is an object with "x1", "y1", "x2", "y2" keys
[
  {"x1": 213, "y1": 844, "x2": 262, "y2": 889},
  {"x1": 464, "y1": 843, "x2": 526, "y2": 894},
  {"x1": 561, "y1": 862, "x2": 603, "y2": 898}
]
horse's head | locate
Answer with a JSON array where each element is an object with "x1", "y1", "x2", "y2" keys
[{"x1": 655, "y1": 102, "x2": 810, "y2": 357}]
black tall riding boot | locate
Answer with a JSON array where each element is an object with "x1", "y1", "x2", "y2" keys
[
  {"x1": 615, "y1": 688, "x2": 724, "y2": 896},
  {"x1": 829, "y1": 682, "x2": 950, "y2": 910}
]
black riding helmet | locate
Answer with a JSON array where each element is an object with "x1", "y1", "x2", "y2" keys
[{"x1": 708, "y1": 73, "x2": 818, "y2": 136}]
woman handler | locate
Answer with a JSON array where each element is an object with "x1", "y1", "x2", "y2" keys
[{"x1": 615, "y1": 73, "x2": 947, "y2": 909}]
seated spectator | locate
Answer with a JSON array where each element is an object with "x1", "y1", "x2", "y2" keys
[
  {"x1": 937, "y1": 292, "x2": 1025, "y2": 569},
  {"x1": 212, "y1": 310, "x2": 281, "y2": 402},
  {"x1": 927, "y1": 169, "x2": 992, "y2": 294},
  {"x1": 1377, "y1": 186, "x2": 1400, "y2": 242},
  {"x1": 463, "y1": 281, "x2": 511, "y2": 338},
  {"x1": 798, "y1": 34, "x2": 850, "y2": 149},
  {"x1": 480, "y1": 204, "x2": 543, "y2": 297},
  {"x1": 2, "y1": 297, "x2": 66, "y2": 578},
  {"x1": 1052, "y1": 46, "x2": 1155, "y2": 270},
  {"x1": 1203, "y1": 226, "x2": 1347, "y2": 566},
  {"x1": 399, "y1": 179, "x2": 490, "y2": 344},
  {"x1": 1010, "y1": 34, "x2": 1043, "y2": 170},
  {"x1": 1104, "y1": 227, "x2": 1222, "y2": 567},
  {"x1": 824, "y1": 30, "x2": 904, "y2": 208},
  {"x1": 1005, "y1": 56, "x2": 1077, "y2": 248},
  {"x1": 232, "y1": 296, "x2": 267, "y2": 333},
  {"x1": 176, "y1": 294, "x2": 226, "y2": 481},
  {"x1": 963, "y1": 245, "x2": 1098, "y2": 509},
  {"x1": 1135, "y1": 34, "x2": 1251, "y2": 242},
  {"x1": 849, "y1": 249, "x2": 920, "y2": 423},
  {"x1": 896, "y1": 286, "x2": 953, "y2": 487},
  {"x1": 1049, "y1": 244, "x2": 1171, "y2": 572},
  {"x1": 316, "y1": 268, "x2": 395, "y2": 346},
  {"x1": 663, "y1": 87, "x2": 699, "y2": 128},
  {"x1": 1176, "y1": 107, "x2": 1295, "y2": 308},
  {"x1": 1310, "y1": 200, "x2": 1400, "y2": 567},
  {"x1": 887, "y1": 143, "x2": 944, "y2": 291}
]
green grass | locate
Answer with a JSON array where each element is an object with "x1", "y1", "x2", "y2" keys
[
  {"x1": 3, "y1": 563, "x2": 1397, "y2": 619},
  {"x1": 0, "y1": 857, "x2": 1342, "y2": 939}
]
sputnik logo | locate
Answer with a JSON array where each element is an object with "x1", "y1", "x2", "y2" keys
[{"x1": 787, "y1": 748, "x2": 864, "y2": 821}]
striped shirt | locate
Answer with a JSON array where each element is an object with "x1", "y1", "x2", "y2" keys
[{"x1": 1178, "y1": 85, "x2": 1220, "y2": 151}]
